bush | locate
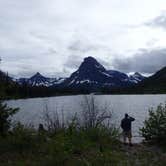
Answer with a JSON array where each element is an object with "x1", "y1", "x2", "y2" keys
[
  {"x1": 0, "y1": 123, "x2": 39, "y2": 154},
  {"x1": 11, "y1": 123, "x2": 39, "y2": 151},
  {"x1": 140, "y1": 103, "x2": 166, "y2": 144}
]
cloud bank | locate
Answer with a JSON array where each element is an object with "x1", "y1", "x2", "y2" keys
[
  {"x1": 0, "y1": 0, "x2": 166, "y2": 77},
  {"x1": 113, "y1": 48, "x2": 166, "y2": 74}
]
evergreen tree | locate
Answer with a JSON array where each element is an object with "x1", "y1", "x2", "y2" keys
[
  {"x1": 0, "y1": 100, "x2": 19, "y2": 136},
  {"x1": 140, "y1": 103, "x2": 166, "y2": 144}
]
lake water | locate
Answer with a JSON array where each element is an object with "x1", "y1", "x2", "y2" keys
[{"x1": 7, "y1": 95, "x2": 166, "y2": 143}]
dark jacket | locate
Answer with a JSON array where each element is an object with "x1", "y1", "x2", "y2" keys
[{"x1": 121, "y1": 116, "x2": 135, "y2": 132}]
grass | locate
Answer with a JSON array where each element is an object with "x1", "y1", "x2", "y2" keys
[{"x1": 0, "y1": 124, "x2": 166, "y2": 166}]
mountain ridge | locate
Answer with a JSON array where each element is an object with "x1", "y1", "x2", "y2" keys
[
  {"x1": 1, "y1": 56, "x2": 166, "y2": 98},
  {"x1": 15, "y1": 57, "x2": 145, "y2": 92}
]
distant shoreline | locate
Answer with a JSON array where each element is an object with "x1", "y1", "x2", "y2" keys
[{"x1": 4, "y1": 93, "x2": 166, "y2": 101}]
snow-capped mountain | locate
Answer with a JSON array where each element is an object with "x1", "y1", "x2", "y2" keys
[
  {"x1": 107, "y1": 70, "x2": 129, "y2": 82},
  {"x1": 62, "y1": 57, "x2": 115, "y2": 87},
  {"x1": 129, "y1": 72, "x2": 146, "y2": 84},
  {"x1": 61, "y1": 57, "x2": 145, "y2": 90},
  {"x1": 15, "y1": 57, "x2": 145, "y2": 90},
  {"x1": 17, "y1": 72, "x2": 66, "y2": 87}
]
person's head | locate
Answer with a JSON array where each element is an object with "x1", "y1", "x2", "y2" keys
[{"x1": 125, "y1": 113, "x2": 128, "y2": 118}]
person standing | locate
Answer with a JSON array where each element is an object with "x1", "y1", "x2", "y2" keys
[{"x1": 121, "y1": 113, "x2": 135, "y2": 146}]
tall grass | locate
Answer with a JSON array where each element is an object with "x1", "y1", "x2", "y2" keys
[{"x1": 41, "y1": 95, "x2": 119, "y2": 139}]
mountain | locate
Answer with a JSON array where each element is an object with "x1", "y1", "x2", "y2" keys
[
  {"x1": 15, "y1": 57, "x2": 146, "y2": 93},
  {"x1": 60, "y1": 57, "x2": 145, "y2": 91},
  {"x1": 129, "y1": 72, "x2": 146, "y2": 84},
  {"x1": 107, "y1": 70, "x2": 129, "y2": 81},
  {"x1": 17, "y1": 72, "x2": 66, "y2": 87},
  {"x1": 136, "y1": 66, "x2": 166, "y2": 93},
  {"x1": 2, "y1": 56, "x2": 165, "y2": 97}
]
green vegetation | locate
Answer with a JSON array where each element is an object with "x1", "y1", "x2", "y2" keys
[
  {"x1": 140, "y1": 103, "x2": 166, "y2": 146},
  {"x1": 0, "y1": 123, "x2": 119, "y2": 165},
  {"x1": 0, "y1": 118, "x2": 166, "y2": 165}
]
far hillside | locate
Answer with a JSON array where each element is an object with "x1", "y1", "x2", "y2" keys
[
  {"x1": 0, "y1": 57, "x2": 166, "y2": 99},
  {"x1": 112, "y1": 66, "x2": 166, "y2": 94},
  {"x1": 137, "y1": 66, "x2": 166, "y2": 93}
]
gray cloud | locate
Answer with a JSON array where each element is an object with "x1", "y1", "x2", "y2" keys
[
  {"x1": 113, "y1": 48, "x2": 166, "y2": 74},
  {"x1": 146, "y1": 12, "x2": 166, "y2": 29},
  {"x1": 68, "y1": 40, "x2": 105, "y2": 53},
  {"x1": 64, "y1": 55, "x2": 83, "y2": 70}
]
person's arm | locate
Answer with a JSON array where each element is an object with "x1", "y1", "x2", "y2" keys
[{"x1": 129, "y1": 116, "x2": 135, "y2": 121}]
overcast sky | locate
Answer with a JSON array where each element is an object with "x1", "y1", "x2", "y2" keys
[{"x1": 0, "y1": 0, "x2": 166, "y2": 78}]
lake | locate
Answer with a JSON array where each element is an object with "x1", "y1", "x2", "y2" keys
[{"x1": 7, "y1": 94, "x2": 166, "y2": 143}]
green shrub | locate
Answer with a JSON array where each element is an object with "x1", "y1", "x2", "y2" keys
[
  {"x1": 6, "y1": 123, "x2": 39, "y2": 154},
  {"x1": 140, "y1": 103, "x2": 166, "y2": 144},
  {"x1": 0, "y1": 123, "x2": 38, "y2": 156}
]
